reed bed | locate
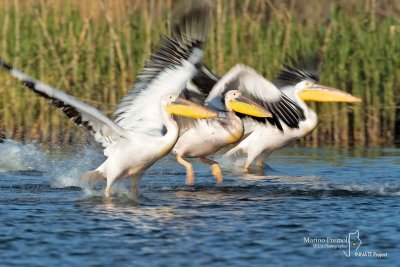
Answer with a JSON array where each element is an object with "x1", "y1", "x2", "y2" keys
[{"x1": 0, "y1": 0, "x2": 399, "y2": 146}]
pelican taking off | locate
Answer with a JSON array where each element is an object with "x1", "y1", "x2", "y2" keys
[
  {"x1": 0, "y1": 5, "x2": 216, "y2": 197},
  {"x1": 173, "y1": 64, "x2": 305, "y2": 184},
  {"x1": 225, "y1": 58, "x2": 362, "y2": 172}
]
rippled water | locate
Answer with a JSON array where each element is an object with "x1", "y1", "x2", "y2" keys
[{"x1": 0, "y1": 140, "x2": 399, "y2": 266}]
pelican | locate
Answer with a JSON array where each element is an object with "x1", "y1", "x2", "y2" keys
[
  {"x1": 173, "y1": 64, "x2": 305, "y2": 184},
  {"x1": 0, "y1": 6, "x2": 216, "y2": 197},
  {"x1": 187, "y1": 58, "x2": 361, "y2": 174},
  {"x1": 0, "y1": 58, "x2": 218, "y2": 197},
  {"x1": 223, "y1": 59, "x2": 362, "y2": 173}
]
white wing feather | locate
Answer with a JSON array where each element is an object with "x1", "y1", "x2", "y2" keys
[
  {"x1": 114, "y1": 5, "x2": 210, "y2": 135},
  {"x1": 4, "y1": 65, "x2": 126, "y2": 148},
  {"x1": 205, "y1": 64, "x2": 304, "y2": 129},
  {"x1": 205, "y1": 64, "x2": 282, "y2": 110},
  {"x1": 114, "y1": 49, "x2": 202, "y2": 134}
]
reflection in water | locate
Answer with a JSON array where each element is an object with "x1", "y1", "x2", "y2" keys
[{"x1": 79, "y1": 196, "x2": 178, "y2": 232}]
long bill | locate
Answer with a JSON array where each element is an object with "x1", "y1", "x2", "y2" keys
[
  {"x1": 299, "y1": 84, "x2": 362, "y2": 103},
  {"x1": 227, "y1": 96, "x2": 272, "y2": 118},
  {"x1": 166, "y1": 98, "x2": 218, "y2": 119}
]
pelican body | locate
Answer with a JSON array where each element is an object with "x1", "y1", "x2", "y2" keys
[
  {"x1": 226, "y1": 63, "x2": 362, "y2": 172},
  {"x1": 172, "y1": 63, "x2": 304, "y2": 184},
  {"x1": 173, "y1": 90, "x2": 272, "y2": 184},
  {"x1": 0, "y1": 60, "x2": 217, "y2": 197},
  {"x1": 174, "y1": 112, "x2": 243, "y2": 157},
  {"x1": 0, "y1": 5, "x2": 214, "y2": 197},
  {"x1": 90, "y1": 95, "x2": 217, "y2": 197},
  {"x1": 188, "y1": 60, "x2": 361, "y2": 174}
]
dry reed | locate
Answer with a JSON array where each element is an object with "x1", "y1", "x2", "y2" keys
[{"x1": 0, "y1": 0, "x2": 399, "y2": 146}]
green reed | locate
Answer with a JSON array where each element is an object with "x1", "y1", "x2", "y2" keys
[{"x1": 0, "y1": 0, "x2": 399, "y2": 146}]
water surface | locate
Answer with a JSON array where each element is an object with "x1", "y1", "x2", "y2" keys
[{"x1": 0, "y1": 141, "x2": 399, "y2": 266}]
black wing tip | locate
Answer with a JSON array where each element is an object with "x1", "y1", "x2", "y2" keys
[
  {"x1": 0, "y1": 59, "x2": 13, "y2": 71},
  {"x1": 191, "y1": 63, "x2": 219, "y2": 94},
  {"x1": 22, "y1": 80, "x2": 36, "y2": 90},
  {"x1": 234, "y1": 112, "x2": 268, "y2": 124},
  {"x1": 123, "y1": 4, "x2": 211, "y2": 104},
  {"x1": 275, "y1": 53, "x2": 321, "y2": 88},
  {"x1": 268, "y1": 114, "x2": 284, "y2": 131},
  {"x1": 235, "y1": 113, "x2": 285, "y2": 132},
  {"x1": 148, "y1": 3, "x2": 212, "y2": 69},
  {"x1": 172, "y1": 2, "x2": 211, "y2": 47},
  {"x1": 0, "y1": 61, "x2": 40, "y2": 93},
  {"x1": 1, "y1": 62, "x2": 94, "y2": 133}
]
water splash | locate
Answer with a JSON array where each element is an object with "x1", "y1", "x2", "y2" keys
[
  {"x1": 0, "y1": 139, "x2": 49, "y2": 172},
  {"x1": 0, "y1": 139, "x2": 106, "y2": 191},
  {"x1": 48, "y1": 145, "x2": 105, "y2": 189}
]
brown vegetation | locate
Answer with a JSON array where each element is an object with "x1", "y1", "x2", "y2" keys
[{"x1": 0, "y1": 0, "x2": 399, "y2": 146}]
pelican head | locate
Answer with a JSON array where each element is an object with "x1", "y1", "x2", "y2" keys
[
  {"x1": 296, "y1": 80, "x2": 362, "y2": 103},
  {"x1": 276, "y1": 58, "x2": 362, "y2": 103},
  {"x1": 224, "y1": 90, "x2": 272, "y2": 118},
  {"x1": 164, "y1": 94, "x2": 218, "y2": 119}
]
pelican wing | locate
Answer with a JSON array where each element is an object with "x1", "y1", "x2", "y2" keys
[
  {"x1": 205, "y1": 64, "x2": 305, "y2": 130},
  {"x1": 114, "y1": 6, "x2": 210, "y2": 135},
  {"x1": 0, "y1": 60, "x2": 126, "y2": 148},
  {"x1": 189, "y1": 63, "x2": 219, "y2": 95}
]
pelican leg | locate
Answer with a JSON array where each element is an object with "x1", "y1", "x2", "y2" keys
[
  {"x1": 245, "y1": 152, "x2": 259, "y2": 174},
  {"x1": 255, "y1": 151, "x2": 272, "y2": 175},
  {"x1": 104, "y1": 174, "x2": 118, "y2": 198},
  {"x1": 130, "y1": 175, "x2": 141, "y2": 199},
  {"x1": 177, "y1": 155, "x2": 195, "y2": 185},
  {"x1": 244, "y1": 162, "x2": 251, "y2": 174},
  {"x1": 104, "y1": 185, "x2": 111, "y2": 198},
  {"x1": 131, "y1": 179, "x2": 138, "y2": 196},
  {"x1": 81, "y1": 170, "x2": 104, "y2": 186},
  {"x1": 200, "y1": 156, "x2": 223, "y2": 183},
  {"x1": 256, "y1": 160, "x2": 264, "y2": 176}
]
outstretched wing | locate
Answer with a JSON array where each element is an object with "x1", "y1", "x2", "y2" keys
[
  {"x1": 189, "y1": 63, "x2": 219, "y2": 95},
  {"x1": 114, "y1": 5, "x2": 210, "y2": 135},
  {"x1": 205, "y1": 64, "x2": 305, "y2": 130},
  {"x1": 0, "y1": 60, "x2": 126, "y2": 148}
]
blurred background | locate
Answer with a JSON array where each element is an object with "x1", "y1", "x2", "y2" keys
[{"x1": 0, "y1": 0, "x2": 399, "y2": 146}]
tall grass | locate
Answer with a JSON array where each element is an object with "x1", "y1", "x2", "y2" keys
[{"x1": 0, "y1": 0, "x2": 399, "y2": 146}]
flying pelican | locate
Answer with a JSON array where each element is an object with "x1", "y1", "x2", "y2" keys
[
  {"x1": 187, "y1": 57, "x2": 361, "y2": 174},
  {"x1": 223, "y1": 59, "x2": 362, "y2": 173},
  {"x1": 0, "y1": 59, "x2": 218, "y2": 197},
  {"x1": 173, "y1": 64, "x2": 305, "y2": 184},
  {"x1": 0, "y1": 6, "x2": 216, "y2": 197}
]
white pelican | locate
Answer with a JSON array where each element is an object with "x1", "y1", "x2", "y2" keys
[
  {"x1": 188, "y1": 59, "x2": 361, "y2": 174},
  {"x1": 0, "y1": 59, "x2": 217, "y2": 197},
  {"x1": 0, "y1": 5, "x2": 216, "y2": 197},
  {"x1": 223, "y1": 60, "x2": 362, "y2": 173},
  {"x1": 173, "y1": 64, "x2": 305, "y2": 184}
]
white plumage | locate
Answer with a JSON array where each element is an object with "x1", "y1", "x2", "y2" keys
[
  {"x1": 0, "y1": 5, "x2": 214, "y2": 197},
  {"x1": 205, "y1": 64, "x2": 282, "y2": 111},
  {"x1": 115, "y1": 49, "x2": 203, "y2": 134}
]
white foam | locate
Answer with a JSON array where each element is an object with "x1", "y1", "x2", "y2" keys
[
  {"x1": 48, "y1": 144, "x2": 105, "y2": 189},
  {"x1": 0, "y1": 139, "x2": 107, "y2": 192},
  {"x1": 0, "y1": 139, "x2": 49, "y2": 172}
]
